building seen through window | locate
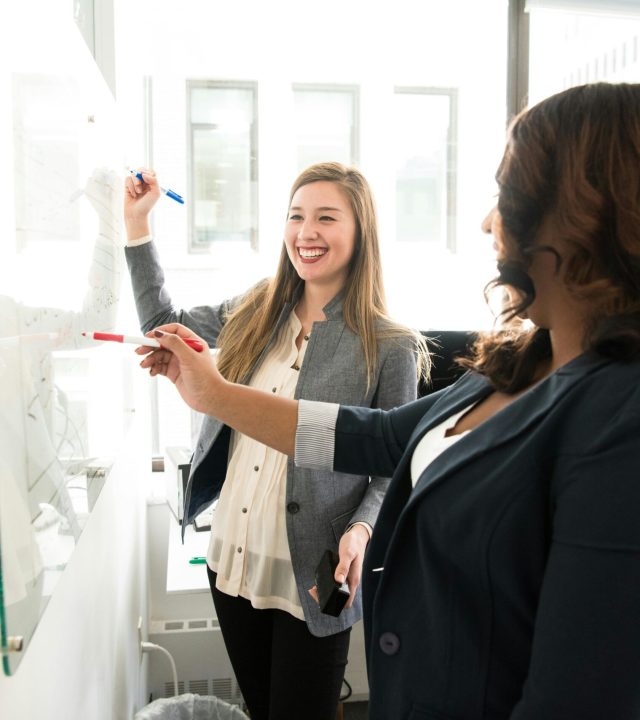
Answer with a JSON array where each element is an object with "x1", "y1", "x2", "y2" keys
[
  {"x1": 528, "y1": 3, "x2": 640, "y2": 104},
  {"x1": 187, "y1": 81, "x2": 258, "y2": 251},
  {"x1": 394, "y1": 88, "x2": 457, "y2": 250},
  {"x1": 293, "y1": 85, "x2": 359, "y2": 173}
]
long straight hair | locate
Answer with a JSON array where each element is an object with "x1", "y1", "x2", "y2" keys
[{"x1": 216, "y1": 162, "x2": 429, "y2": 385}]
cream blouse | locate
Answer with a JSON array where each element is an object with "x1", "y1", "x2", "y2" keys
[{"x1": 207, "y1": 311, "x2": 308, "y2": 619}]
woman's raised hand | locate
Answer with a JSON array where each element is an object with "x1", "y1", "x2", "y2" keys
[{"x1": 124, "y1": 168, "x2": 162, "y2": 239}]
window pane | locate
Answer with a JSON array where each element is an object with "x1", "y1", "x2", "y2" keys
[
  {"x1": 293, "y1": 87, "x2": 357, "y2": 172},
  {"x1": 142, "y1": 0, "x2": 509, "y2": 331},
  {"x1": 528, "y1": 7, "x2": 640, "y2": 103},
  {"x1": 188, "y1": 84, "x2": 257, "y2": 249},
  {"x1": 394, "y1": 92, "x2": 453, "y2": 246},
  {"x1": 73, "y1": 0, "x2": 95, "y2": 56}
]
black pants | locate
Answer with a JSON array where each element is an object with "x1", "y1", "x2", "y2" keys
[{"x1": 208, "y1": 568, "x2": 351, "y2": 720}]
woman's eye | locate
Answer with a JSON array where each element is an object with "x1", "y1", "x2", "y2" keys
[
  {"x1": 288, "y1": 214, "x2": 302, "y2": 221},
  {"x1": 319, "y1": 216, "x2": 335, "y2": 222}
]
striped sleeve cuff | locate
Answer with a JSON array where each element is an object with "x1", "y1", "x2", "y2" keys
[
  {"x1": 127, "y1": 234, "x2": 153, "y2": 248},
  {"x1": 294, "y1": 399, "x2": 340, "y2": 470}
]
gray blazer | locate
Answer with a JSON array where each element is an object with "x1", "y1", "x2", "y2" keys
[{"x1": 125, "y1": 241, "x2": 418, "y2": 635}]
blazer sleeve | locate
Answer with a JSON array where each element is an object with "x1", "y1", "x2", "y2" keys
[
  {"x1": 295, "y1": 385, "x2": 446, "y2": 479},
  {"x1": 333, "y1": 391, "x2": 443, "y2": 478},
  {"x1": 125, "y1": 241, "x2": 240, "y2": 345},
  {"x1": 347, "y1": 337, "x2": 420, "y2": 530},
  {"x1": 511, "y1": 417, "x2": 640, "y2": 719}
]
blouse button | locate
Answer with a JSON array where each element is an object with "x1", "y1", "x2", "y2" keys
[
  {"x1": 237, "y1": 547, "x2": 243, "y2": 554},
  {"x1": 241, "y1": 507, "x2": 247, "y2": 513},
  {"x1": 304, "y1": 335, "x2": 309, "y2": 341},
  {"x1": 253, "y1": 465, "x2": 259, "y2": 472},
  {"x1": 293, "y1": 364, "x2": 300, "y2": 371},
  {"x1": 272, "y1": 387, "x2": 277, "y2": 393}
]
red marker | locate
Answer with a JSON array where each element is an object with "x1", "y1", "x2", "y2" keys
[{"x1": 82, "y1": 331, "x2": 204, "y2": 352}]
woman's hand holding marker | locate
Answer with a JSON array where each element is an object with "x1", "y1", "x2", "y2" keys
[{"x1": 137, "y1": 324, "x2": 221, "y2": 415}]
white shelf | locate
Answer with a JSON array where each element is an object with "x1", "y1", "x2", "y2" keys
[{"x1": 165, "y1": 515, "x2": 210, "y2": 594}]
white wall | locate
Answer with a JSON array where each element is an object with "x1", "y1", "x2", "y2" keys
[{"x1": 0, "y1": 408, "x2": 150, "y2": 720}]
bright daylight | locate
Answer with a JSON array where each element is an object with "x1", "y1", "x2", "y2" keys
[{"x1": 2, "y1": 1, "x2": 640, "y2": 719}]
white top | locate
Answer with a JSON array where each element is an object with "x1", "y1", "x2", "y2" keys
[
  {"x1": 410, "y1": 405, "x2": 472, "y2": 486},
  {"x1": 207, "y1": 311, "x2": 308, "y2": 619}
]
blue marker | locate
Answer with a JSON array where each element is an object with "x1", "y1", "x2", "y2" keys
[{"x1": 130, "y1": 169, "x2": 184, "y2": 204}]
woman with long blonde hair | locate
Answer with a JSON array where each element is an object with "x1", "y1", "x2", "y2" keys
[{"x1": 124, "y1": 161, "x2": 427, "y2": 719}]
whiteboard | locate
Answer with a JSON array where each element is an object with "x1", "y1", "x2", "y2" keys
[{"x1": 0, "y1": 0, "x2": 129, "y2": 674}]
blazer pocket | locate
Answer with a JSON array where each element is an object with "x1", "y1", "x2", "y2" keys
[{"x1": 330, "y1": 506, "x2": 359, "y2": 544}]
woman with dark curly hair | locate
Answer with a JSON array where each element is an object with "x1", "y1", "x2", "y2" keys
[{"x1": 138, "y1": 83, "x2": 640, "y2": 719}]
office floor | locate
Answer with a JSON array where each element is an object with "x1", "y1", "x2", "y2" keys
[{"x1": 343, "y1": 700, "x2": 368, "y2": 719}]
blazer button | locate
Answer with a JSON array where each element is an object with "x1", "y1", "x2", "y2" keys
[
  {"x1": 379, "y1": 632, "x2": 400, "y2": 656},
  {"x1": 286, "y1": 502, "x2": 300, "y2": 514}
]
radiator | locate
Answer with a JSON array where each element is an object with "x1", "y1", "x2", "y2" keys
[
  {"x1": 147, "y1": 617, "x2": 245, "y2": 707},
  {"x1": 147, "y1": 615, "x2": 370, "y2": 705}
]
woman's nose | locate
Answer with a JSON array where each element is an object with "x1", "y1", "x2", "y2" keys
[
  {"x1": 298, "y1": 220, "x2": 318, "y2": 240},
  {"x1": 481, "y1": 207, "x2": 496, "y2": 234}
]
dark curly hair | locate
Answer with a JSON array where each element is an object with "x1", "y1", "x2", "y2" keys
[{"x1": 461, "y1": 82, "x2": 640, "y2": 392}]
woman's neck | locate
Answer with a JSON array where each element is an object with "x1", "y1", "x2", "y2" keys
[
  {"x1": 547, "y1": 322, "x2": 588, "y2": 374},
  {"x1": 295, "y1": 282, "x2": 342, "y2": 325}
]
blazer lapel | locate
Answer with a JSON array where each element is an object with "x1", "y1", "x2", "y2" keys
[
  {"x1": 365, "y1": 373, "x2": 493, "y2": 568},
  {"x1": 367, "y1": 352, "x2": 610, "y2": 595},
  {"x1": 405, "y1": 352, "x2": 611, "y2": 509}
]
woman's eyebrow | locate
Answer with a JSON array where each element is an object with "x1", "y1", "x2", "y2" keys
[{"x1": 289, "y1": 205, "x2": 344, "y2": 213}]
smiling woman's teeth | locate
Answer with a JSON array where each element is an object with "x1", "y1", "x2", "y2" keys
[{"x1": 299, "y1": 248, "x2": 327, "y2": 258}]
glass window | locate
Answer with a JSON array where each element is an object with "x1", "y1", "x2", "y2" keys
[
  {"x1": 73, "y1": 0, "x2": 95, "y2": 56},
  {"x1": 144, "y1": 1, "x2": 509, "y2": 333},
  {"x1": 292, "y1": 85, "x2": 358, "y2": 172},
  {"x1": 187, "y1": 81, "x2": 258, "y2": 251},
  {"x1": 527, "y1": 2, "x2": 640, "y2": 104},
  {"x1": 394, "y1": 89, "x2": 457, "y2": 250}
]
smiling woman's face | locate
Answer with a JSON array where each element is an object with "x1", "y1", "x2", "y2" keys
[{"x1": 284, "y1": 181, "x2": 357, "y2": 293}]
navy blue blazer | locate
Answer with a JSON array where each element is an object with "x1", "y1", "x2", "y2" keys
[{"x1": 333, "y1": 352, "x2": 640, "y2": 719}]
